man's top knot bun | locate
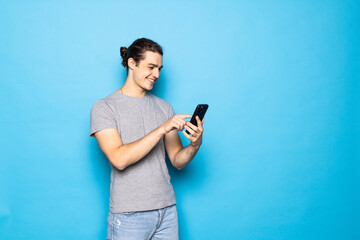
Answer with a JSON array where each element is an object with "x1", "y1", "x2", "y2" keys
[{"x1": 120, "y1": 47, "x2": 128, "y2": 67}]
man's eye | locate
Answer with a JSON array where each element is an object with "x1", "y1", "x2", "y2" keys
[{"x1": 149, "y1": 67, "x2": 154, "y2": 70}]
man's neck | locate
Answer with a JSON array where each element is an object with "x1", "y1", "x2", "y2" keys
[{"x1": 120, "y1": 78, "x2": 147, "y2": 98}]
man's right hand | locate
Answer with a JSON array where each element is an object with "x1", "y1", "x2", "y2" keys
[{"x1": 161, "y1": 114, "x2": 192, "y2": 134}]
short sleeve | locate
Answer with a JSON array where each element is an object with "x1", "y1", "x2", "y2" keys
[
  {"x1": 90, "y1": 100, "x2": 117, "y2": 137},
  {"x1": 167, "y1": 104, "x2": 175, "y2": 120}
]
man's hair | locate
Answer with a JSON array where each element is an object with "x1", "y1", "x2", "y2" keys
[{"x1": 120, "y1": 38, "x2": 163, "y2": 71}]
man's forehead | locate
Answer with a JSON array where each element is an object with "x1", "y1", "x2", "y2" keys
[
  {"x1": 143, "y1": 51, "x2": 162, "y2": 60},
  {"x1": 143, "y1": 51, "x2": 163, "y2": 65}
]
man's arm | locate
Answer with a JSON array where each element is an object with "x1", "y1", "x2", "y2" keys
[
  {"x1": 165, "y1": 116, "x2": 204, "y2": 170},
  {"x1": 94, "y1": 114, "x2": 192, "y2": 170}
]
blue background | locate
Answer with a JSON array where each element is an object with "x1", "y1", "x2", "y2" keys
[{"x1": 1, "y1": 0, "x2": 359, "y2": 239}]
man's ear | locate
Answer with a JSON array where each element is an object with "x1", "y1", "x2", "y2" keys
[{"x1": 127, "y1": 58, "x2": 137, "y2": 70}]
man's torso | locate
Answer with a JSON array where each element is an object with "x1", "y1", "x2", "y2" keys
[{"x1": 90, "y1": 91, "x2": 176, "y2": 213}]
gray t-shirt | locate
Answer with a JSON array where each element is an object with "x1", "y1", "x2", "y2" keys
[{"x1": 90, "y1": 91, "x2": 176, "y2": 213}]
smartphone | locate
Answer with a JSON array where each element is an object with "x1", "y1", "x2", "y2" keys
[{"x1": 186, "y1": 104, "x2": 209, "y2": 134}]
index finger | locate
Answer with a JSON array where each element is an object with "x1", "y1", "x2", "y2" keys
[
  {"x1": 196, "y1": 116, "x2": 203, "y2": 130},
  {"x1": 177, "y1": 114, "x2": 192, "y2": 119}
]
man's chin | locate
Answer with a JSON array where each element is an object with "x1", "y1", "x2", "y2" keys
[{"x1": 146, "y1": 85, "x2": 154, "y2": 91}]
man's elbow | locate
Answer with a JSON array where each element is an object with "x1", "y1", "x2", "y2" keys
[
  {"x1": 107, "y1": 148, "x2": 128, "y2": 171},
  {"x1": 112, "y1": 154, "x2": 130, "y2": 170},
  {"x1": 108, "y1": 157, "x2": 128, "y2": 171},
  {"x1": 173, "y1": 161, "x2": 185, "y2": 171},
  {"x1": 176, "y1": 165, "x2": 184, "y2": 171},
  {"x1": 114, "y1": 160, "x2": 127, "y2": 171}
]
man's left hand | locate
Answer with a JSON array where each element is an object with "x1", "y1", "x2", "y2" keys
[{"x1": 183, "y1": 116, "x2": 204, "y2": 148}]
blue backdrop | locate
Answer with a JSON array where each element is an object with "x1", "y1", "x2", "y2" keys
[{"x1": 0, "y1": 0, "x2": 359, "y2": 239}]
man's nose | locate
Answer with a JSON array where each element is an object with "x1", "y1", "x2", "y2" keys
[{"x1": 153, "y1": 68, "x2": 160, "y2": 78}]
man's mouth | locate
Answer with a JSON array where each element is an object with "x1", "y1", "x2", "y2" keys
[{"x1": 147, "y1": 78, "x2": 156, "y2": 83}]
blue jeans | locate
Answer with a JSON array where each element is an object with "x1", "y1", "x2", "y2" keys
[{"x1": 106, "y1": 205, "x2": 179, "y2": 240}]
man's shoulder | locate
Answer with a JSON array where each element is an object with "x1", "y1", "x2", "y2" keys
[
  {"x1": 93, "y1": 91, "x2": 119, "y2": 105},
  {"x1": 91, "y1": 91, "x2": 120, "y2": 114},
  {"x1": 102, "y1": 91, "x2": 120, "y2": 102}
]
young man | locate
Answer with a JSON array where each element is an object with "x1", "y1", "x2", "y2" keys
[{"x1": 90, "y1": 38, "x2": 204, "y2": 240}]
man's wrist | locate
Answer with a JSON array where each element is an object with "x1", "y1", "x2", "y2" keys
[
  {"x1": 157, "y1": 125, "x2": 167, "y2": 136},
  {"x1": 190, "y1": 142, "x2": 201, "y2": 150}
]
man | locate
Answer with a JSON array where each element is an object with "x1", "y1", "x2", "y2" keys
[{"x1": 90, "y1": 38, "x2": 204, "y2": 240}]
